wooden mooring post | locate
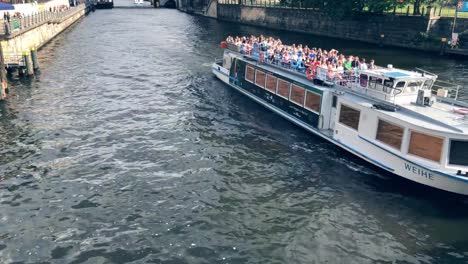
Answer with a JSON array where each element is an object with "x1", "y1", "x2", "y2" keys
[
  {"x1": 23, "y1": 51, "x2": 34, "y2": 76},
  {"x1": 0, "y1": 41, "x2": 8, "y2": 100},
  {"x1": 31, "y1": 47, "x2": 39, "y2": 71}
]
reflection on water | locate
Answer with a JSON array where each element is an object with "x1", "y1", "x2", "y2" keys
[{"x1": 0, "y1": 7, "x2": 468, "y2": 264}]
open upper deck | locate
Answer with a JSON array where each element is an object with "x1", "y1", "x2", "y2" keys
[{"x1": 222, "y1": 45, "x2": 468, "y2": 136}]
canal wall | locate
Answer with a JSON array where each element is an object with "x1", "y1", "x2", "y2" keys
[
  {"x1": 178, "y1": 1, "x2": 468, "y2": 54},
  {"x1": 1, "y1": 5, "x2": 86, "y2": 55},
  {"x1": 215, "y1": 4, "x2": 468, "y2": 52}
]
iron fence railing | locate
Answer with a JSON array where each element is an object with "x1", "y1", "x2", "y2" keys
[
  {"x1": 218, "y1": 0, "x2": 468, "y2": 18},
  {"x1": 8, "y1": 0, "x2": 52, "y2": 4},
  {"x1": 0, "y1": 5, "x2": 84, "y2": 36}
]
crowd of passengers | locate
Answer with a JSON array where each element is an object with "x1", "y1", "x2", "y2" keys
[{"x1": 226, "y1": 35, "x2": 378, "y2": 81}]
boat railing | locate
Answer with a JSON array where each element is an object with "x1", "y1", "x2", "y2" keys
[
  {"x1": 430, "y1": 79, "x2": 468, "y2": 107},
  {"x1": 432, "y1": 79, "x2": 461, "y2": 99},
  {"x1": 415, "y1": 67, "x2": 466, "y2": 105},
  {"x1": 334, "y1": 72, "x2": 403, "y2": 103},
  {"x1": 234, "y1": 47, "x2": 399, "y2": 100},
  {"x1": 226, "y1": 43, "x2": 467, "y2": 106}
]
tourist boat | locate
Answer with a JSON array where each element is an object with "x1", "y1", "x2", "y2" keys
[{"x1": 212, "y1": 41, "x2": 468, "y2": 196}]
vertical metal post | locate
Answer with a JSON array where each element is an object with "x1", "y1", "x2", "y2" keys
[{"x1": 452, "y1": 8, "x2": 458, "y2": 35}]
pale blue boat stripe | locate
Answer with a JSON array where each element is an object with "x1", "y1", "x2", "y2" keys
[{"x1": 358, "y1": 135, "x2": 468, "y2": 183}]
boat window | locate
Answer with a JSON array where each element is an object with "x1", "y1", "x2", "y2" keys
[
  {"x1": 368, "y1": 77, "x2": 383, "y2": 91},
  {"x1": 395, "y1": 82, "x2": 406, "y2": 88},
  {"x1": 255, "y1": 70, "x2": 266, "y2": 88},
  {"x1": 265, "y1": 74, "x2": 277, "y2": 93},
  {"x1": 277, "y1": 79, "x2": 290, "y2": 98},
  {"x1": 338, "y1": 104, "x2": 360, "y2": 130},
  {"x1": 332, "y1": 95, "x2": 337, "y2": 108},
  {"x1": 360, "y1": 74, "x2": 368, "y2": 88},
  {"x1": 393, "y1": 81, "x2": 405, "y2": 95},
  {"x1": 376, "y1": 119, "x2": 404, "y2": 150},
  {"x1": 408, "y1": 131, "x2": 444, "y2": 163},
  {"x1": 449, "y1": 140, "x2": 468, "y2": 166},
  {"x1": 246, "y1": 65, "x2": 255, "y2": 83},
  {"x1": 423, "y1": 79, "x2": 434, "y2": 91},
  {"x1": 383, "y1": 79, "x2": 394, "y2": 94},
  {"x1": 290, "y1": 84, "x2": 305, "y2": 106},
  {"x1": 404, "y1": 81, "x2": 422, "y2": 93},
  {"x1": 305, "y1": 91, "x2": 321, "y2": 112}
]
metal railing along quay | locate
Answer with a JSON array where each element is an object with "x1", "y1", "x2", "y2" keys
[{"x1": 0, "y1": 5, "x2": 85, "y2": 37}]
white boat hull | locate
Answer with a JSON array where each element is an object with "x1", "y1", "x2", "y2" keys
[{"x1": 212, "y1": 63, "x2": 468, "y2": 196}]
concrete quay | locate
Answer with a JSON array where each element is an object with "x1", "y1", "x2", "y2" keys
[
  {"x1": 0, "y1": 4, "x2": 88, "y2": 100},
  {"x1": 177, "y1": 0, "x2": 468, "y2": 57}
]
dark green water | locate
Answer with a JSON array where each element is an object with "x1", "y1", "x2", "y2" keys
[{"x1": 1, "y1": 7, "x2": 468, "y2": 264}]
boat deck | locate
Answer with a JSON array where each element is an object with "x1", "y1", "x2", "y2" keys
[
  {"x1": 403, "y1": 102, "x2": 468, "y2": 133},
  {"x1": 344, "y1": 91, "x2": 468, "y2": 134}
]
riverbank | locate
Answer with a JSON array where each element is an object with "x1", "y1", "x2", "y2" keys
[
  {"x1": 1, "y1": 5, "x2": 87, "y2": 56},
  {"x1": 178, "y1": 1, "x2": 468, "y2": 57}
]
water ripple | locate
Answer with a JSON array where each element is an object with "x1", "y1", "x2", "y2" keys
[{"x1": 0, "y1": 3, "x2": 468, "y2": 264}]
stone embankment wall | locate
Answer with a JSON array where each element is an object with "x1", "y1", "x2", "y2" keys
[
  {"x1": 174, "y1": 0, "x2": 468, "y2": 54},
  {"x1": 2, "y1": 5, "x2": 86, "y2": 55},
  {"x1": 212, "y1": 4, "x2": 468, "y2": 52}
]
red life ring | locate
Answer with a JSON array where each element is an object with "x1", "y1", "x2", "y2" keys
[
  {"x1": 454, "y1": 108, "x2": 468, "y2": 115},
  {"x1": 220, "y1": 41, "x2": 228, "y2": 49},
  {"x1": 306, "y1": 65, "x2": 316, "y2": 80}
]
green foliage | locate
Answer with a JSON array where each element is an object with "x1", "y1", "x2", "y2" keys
[
  {"x1": 273, "y1": 0, "x2": 455, "y2": 17},
  {"x1": 276, "y1": 0, "x2": 409, "y2": 17}
]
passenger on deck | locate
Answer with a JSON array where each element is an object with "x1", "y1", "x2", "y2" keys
[
  {"x1": 369, "y1": 59, "x2": 376, "y2": 70},
  {"x1": 344, "y1": 56, "x2": 353, "y2": 71},
  {"x1": 351, "y1": 56, "x2": 360, "y2": 69},
  {"x1": 359, "y1": 58, "x2": 368, "y2": 70},
  {"x1": 225, "y1": 34, "x2": 382, "y2": 83}
]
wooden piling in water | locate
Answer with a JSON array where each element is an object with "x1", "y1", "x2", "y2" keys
[
  {"x1": 23, "y1": 51, "x2": 34, "y2": 75},
  {"x1": 31, "y1": 47, "x2": 39, "y2": 70},
  {"x1": 0, "y1": 41, "x2": 8, "y2": 100}
]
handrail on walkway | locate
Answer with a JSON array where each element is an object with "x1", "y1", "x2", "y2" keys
[{"x1": 0, "y1": 5, "x2": 85, "y2": 37}]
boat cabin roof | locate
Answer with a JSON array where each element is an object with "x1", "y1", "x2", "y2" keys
[
  {"x1": 359, "y1": 68, "x2": 432, "y2": 81},
  {"x1": 345, "y1": 93, "x2": 468, "y2": 134}
]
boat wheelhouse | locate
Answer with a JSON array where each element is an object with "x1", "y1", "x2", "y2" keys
[{"x1": 212, "y1": 41, "x2": 468, "y2": 196}]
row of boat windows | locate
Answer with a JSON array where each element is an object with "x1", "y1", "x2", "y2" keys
[
  {"x1": 358, "y1": 75, "x2": 432, "y2": 95},
  {"x1": 339, "y1": 104, "x2": 468, "y2": 167},
  {"x1": 245, "y1": 65, "x2": 321, "y2": 112}
]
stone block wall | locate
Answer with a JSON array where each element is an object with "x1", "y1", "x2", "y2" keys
[
  {"x1": 216, "y1": 4, "x2": 468, "y2": 51},
  {"x1": 2, "y1": 6, "x2": 86, "y2": 55}
]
